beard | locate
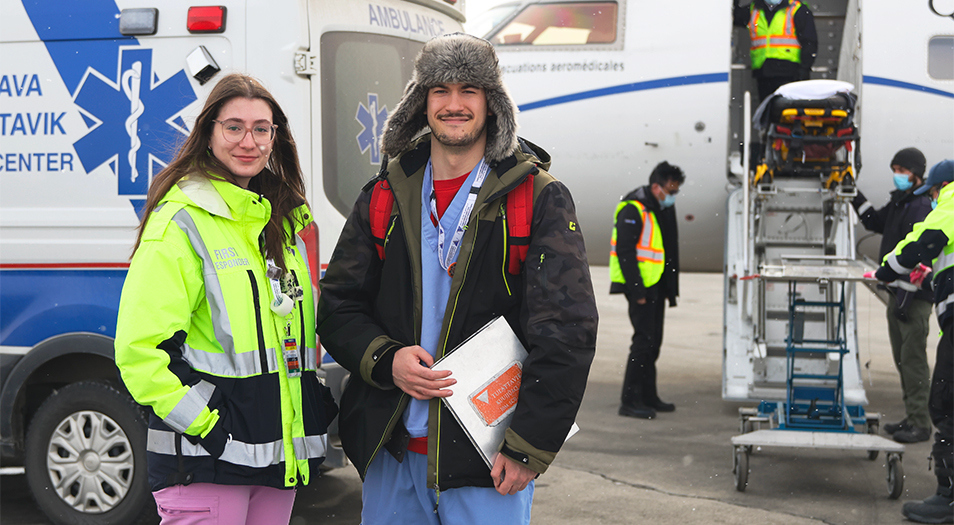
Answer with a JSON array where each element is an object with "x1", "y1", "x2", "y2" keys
[{"x1": 430, "y1": 113, "x2": 487, "y2": 149}]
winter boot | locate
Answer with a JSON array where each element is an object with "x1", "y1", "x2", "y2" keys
[{"x1": 902, "y1": 484, "x2": 954, "y2": 524}]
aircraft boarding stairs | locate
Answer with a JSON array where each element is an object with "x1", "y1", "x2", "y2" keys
[{"x1": 723, "y1": 81, "x2": 904, "y2": 499}]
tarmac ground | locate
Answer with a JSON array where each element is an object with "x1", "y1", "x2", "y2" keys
[{"x1": 1, "y1": 270, "x2": 942, "y2": 524}]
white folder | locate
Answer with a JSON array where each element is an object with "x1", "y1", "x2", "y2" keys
[{"x1": 431, "y1": 317, "x2": 528, "y2": 468}]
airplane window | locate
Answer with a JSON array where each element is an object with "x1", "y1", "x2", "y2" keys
[
  {"x1": 469, "y1": 3, "x2": 521, "y2": 39},
  {"x1": 488, "y1": 2, "x2": 617, "y2": 46},
  {"x1": 927, "y1": 36, "x2": 953, "y2": 80}
]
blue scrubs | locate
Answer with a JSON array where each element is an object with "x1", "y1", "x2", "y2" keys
[{"x1": 362, "y1": 159, "x2": 534, "y2": 524}]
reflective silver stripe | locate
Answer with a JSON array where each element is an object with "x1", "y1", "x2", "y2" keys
[
  {"x1": 936, "y1": 250, "x2": 954, "y2": 273},
  {"x1": 938, "y1": 294, "x2": 953, "y2": 319},
  {"x1": 293, "y1": 434, "x2": 328, "y2": 460},
  {"x1": 856, "y1": 201, "x2": 873, "y2": 215},
  {"x1": 887, "y1": 253, "x2": 912, "y2": 274},
  {"x1": 887, "y1": 280, "x2": 918, "y2": 292},
  {"x1": 163, "y1": 380, "x2": 216, "y2": 433},
  {"x1": 172, "y1": 209, "x2": 235, "y2": 354},
  {"x1": 294, "y1": 232, "x2": 311, "y2": 285},
  {"x1": 148, "y1": 429, "x2": 286, "y2": 468},
  {"x1": 219, "y1": 437, "x2": 285, "y2": 468},
  {"x1": 751, "y1": 37, "x2": 768, "y2": 47},
  {"x1": 769, "y1": 37, "x2": 800, "y2": 46},
  {"x1": 639, "y1": 219, "x2": 653, "y2": 247},
  {"x1": 147, "y1": 428, "x2": 211, "y2": 457},
  {"x1": 301, "y1": 346, "x2": 318, "y2": 372},
  {"x1": 636, "y1": 248, "x2": 664, "y2": 262},
  {"x1": 182, "y1": 343, "x2": 280, "y2": 376},
  {"x1": 294, "y1": 232, "x2": 319, "y2": 372}
]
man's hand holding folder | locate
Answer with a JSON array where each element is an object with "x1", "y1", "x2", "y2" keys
[
  {"x1": 392, "y1": 345, "x2": 456, "y2": 400},
  {"x1": 491, "y1": 453, "x2": 536, "y2": 495}
]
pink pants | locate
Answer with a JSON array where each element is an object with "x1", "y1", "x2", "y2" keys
[{"x1": 152, "y1": 483, "x2": 296, "y2": 525}]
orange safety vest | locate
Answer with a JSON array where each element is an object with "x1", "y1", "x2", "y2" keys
[{"x1": 748, "y1": 1, "x2": 803, "y2": 70}]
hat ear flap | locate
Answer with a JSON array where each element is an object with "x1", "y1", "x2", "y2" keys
[
  {"x1": 483, "y1": 84, "x2": 518, "y2": 164},
  {"x1": 381, "y1": 79, "x2": 429, "y2": 158}
]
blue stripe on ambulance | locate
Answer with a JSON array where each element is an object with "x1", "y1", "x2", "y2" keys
[{"x1": 0, "y1": 269, "x2": 126, "y2": 347}]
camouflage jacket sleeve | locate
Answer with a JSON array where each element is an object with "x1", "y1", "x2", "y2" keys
[
  {"x1": 502, "y1": 180, "x2": 598, "y2": 474},
  {"x1": 316, "y1": 190, "x2": 402, "y2": 389}
]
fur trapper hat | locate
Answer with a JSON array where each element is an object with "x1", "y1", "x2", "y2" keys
[{"x1": 380, "y1": 33, "x2": 518, "y2": 164}]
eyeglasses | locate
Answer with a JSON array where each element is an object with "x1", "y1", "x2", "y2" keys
[{"x1": 213, "y1": 119, "x2": 278, "y2": 145}]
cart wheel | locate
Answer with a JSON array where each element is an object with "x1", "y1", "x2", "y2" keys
[
  {"x1": 886, "y1": 453, "x2": 904, "y2": 499},
  {"x1": 866, "y1": 420, "x2": 879, "y2": 461},
  {"x1": 734, "y1": 446, "x2": 749, "y2": 492},
  {"x1": 740, "y1": 416, "x2": 755, "y2": 435}
]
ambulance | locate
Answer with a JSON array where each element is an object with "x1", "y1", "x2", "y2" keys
[{"x1": 0, "y1": 1, "x2": 464, "y2": 523}]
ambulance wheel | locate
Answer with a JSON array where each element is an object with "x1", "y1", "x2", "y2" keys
[
  {"x1": 24, "y1": 381, "x2": 157, "y2": 525},
  {"x1": 886, "y1": 453, "x2": 904, "y2": 500},
  {"x1": 866, "y1": 420, "x2": 879, "y2": 461},
  {"x1": 733, "y1": 446, "x2": 749, "y2": 492}
]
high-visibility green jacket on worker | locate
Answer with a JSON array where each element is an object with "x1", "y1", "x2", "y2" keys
[
  {"x1": 115, "y1": 173, "x2": 336, "y2": 491},
  {"x1": 610, "y1": 185, "x2": 678, "y2": 304},
  {"x1": 611, "y1": 200, "x2": 663, "y2": 287},
  {"x1": 877, "y1": 182, "x2": 954, "y2": 333},
  {"x1": 748, "y1": 1, "x2": 803, "y2": 70}
]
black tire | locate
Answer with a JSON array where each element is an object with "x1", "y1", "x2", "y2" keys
[
  {"x1": 733, "y1": 446, "x2": 749, "y2": 492},
  {"x1": 24, "y1": 381, "x2": 158, "y2": 525},
  {"x1": 886, "y1": 453, "x2": 904, "y2": 500},
  {"x1": 866, "y1": 419, "x2": 880, "y2": 461}
]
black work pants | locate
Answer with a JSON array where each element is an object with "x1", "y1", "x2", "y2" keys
[
  {"x1": 930, "y1": 325, "x2": 953, "y2": 487},
  {"x1": 755, "y1": 74, "x2": 798, "y2": 103},
  {"x1": 621, "y1": 285, "x2": 666, "y2": 406}
]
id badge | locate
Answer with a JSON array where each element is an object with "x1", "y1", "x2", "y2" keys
[{"x1": 283, "y1": 338, "x2": 301, "y2": 378}]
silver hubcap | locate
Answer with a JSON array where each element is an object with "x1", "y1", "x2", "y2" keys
[{"x1": 46, "y1": 410, "x2": 134, "y2": 514}]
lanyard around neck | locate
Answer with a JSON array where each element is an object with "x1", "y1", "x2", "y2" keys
[{"x1": 426, "y1": 157, "x2": 490, "y2": 273}]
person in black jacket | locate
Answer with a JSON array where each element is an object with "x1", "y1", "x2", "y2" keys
[
  {"x1": 852, "y1": 147, "x2": 934, "y2": 443},
  {"x1": 609, "y1": 162, "x2": 684, "y2": 419},
  {"x1": 733, "y1": 0, "x2": 818, "y2": 102},
  {"x1": 317, "y1": 34, "x2": 596, "y2": 524}
]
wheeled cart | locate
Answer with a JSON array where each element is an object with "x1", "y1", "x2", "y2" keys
[
  {"x1": 723, "y1": 81, "x2": 903, "y2": 498},
  {"x1": 730, "y1": 258, "x2": 905, "y2": 499}
]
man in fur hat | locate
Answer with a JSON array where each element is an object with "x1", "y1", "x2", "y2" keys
[{"x1": 317, "y1": 33, "x2": 597, "y2": 523}]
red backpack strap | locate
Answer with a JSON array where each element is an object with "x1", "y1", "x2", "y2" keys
[
  {"x1": 506, "y1": 173, "x2": 534, "y2": 275},
  {"x1": 369, "y1": 180, "x2": 394, "y2": 259}
]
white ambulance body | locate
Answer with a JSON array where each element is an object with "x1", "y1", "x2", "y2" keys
[{"x1": 0, "y1": 1, "x2": 464, "y2": 523}]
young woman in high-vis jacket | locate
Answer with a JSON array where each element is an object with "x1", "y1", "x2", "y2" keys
[{"x1": 115, "y1": 73, "x2": 336, "y2": 525}]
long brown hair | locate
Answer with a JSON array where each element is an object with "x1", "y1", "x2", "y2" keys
[{"x1": 133, "y1": 74, "x2": 307, "y2": 270}]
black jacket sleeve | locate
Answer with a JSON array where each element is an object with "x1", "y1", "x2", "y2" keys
[
  {"x1": 733, "y1": 2, "x2": 751, "y2": 27},
  {"x1": 876, "y1": 229, "x2": 951, "y2": 282},
  {"x1": 504, "y1": 181, "x2": 597, "y2": 473},
  {"x1": 794, "y1": 5, "x2": 817, "y2": 77},
  {"x1": 852, "y1": 190, "x2": 889, "y2": 234},
  {"x1": 615, "y1": 202, "x2": 647, "y2": 299}
]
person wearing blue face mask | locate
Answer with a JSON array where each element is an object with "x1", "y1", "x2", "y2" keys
[
  {"x1": 851, "y1": 147, "x2": 934, "y2": 444},
  {"x1": 610, "y1": 162, "x2": 685, "y2": 419},
  {"x1": 868, "y1": 159, "x2": 954, "y2": 524}
]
